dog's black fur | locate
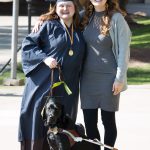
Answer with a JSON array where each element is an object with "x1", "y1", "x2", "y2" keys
[{"x1": 42, "y1": 97, "x2": 96, "y2": 150}]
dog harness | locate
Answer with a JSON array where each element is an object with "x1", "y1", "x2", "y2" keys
[{"x1": 47, "y1": 127, "x2": 118, "y2": 150}]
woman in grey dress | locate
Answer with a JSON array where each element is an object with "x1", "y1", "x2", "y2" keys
[{"x1": 80, "y1": 0, "x2": 131, "y2": 150}]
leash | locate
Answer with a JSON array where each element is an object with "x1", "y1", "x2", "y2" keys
[
  {"x1": 50, "y1": 65, "x2": 72, "y2": 96},
  {"x1": 82, "y1": 139, "x2": 118, "y2": 150},
  {"x1": 47, "y1": 127, "x2": 118, "y2": 150},
  {"x1": 41, "y1": 65, "x2": 72, "y2": 118}
]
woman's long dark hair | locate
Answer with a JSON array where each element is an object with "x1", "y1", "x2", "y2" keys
[
  {"x1": 80, "y1": 0, "x2": 126, "y2": 35},
  {"x1": 39, "y1": 1, "x2": 80, "y2": 29}
]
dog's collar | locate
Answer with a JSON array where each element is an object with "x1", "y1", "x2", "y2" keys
[
  {"x1": 47, "y1": 127, "x2": 58, "y2": 135},
  {"x1": 47, "y1": 127, "x2": 80, "y2": 147}
]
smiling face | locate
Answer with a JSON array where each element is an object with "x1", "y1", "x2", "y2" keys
[
  {"x1": 90, "y1": 0, "x2": 107, "y2": 11},
  {"x1": 56, "y1": 1, "x2": 75, "y2": 22}
]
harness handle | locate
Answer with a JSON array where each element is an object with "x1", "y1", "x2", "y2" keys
[
  {"x1": 49, "y1": 65, "x2": 72, "y2": 97},
  {"x1": 57, "y1": 128, "x2": 118, "y2": 150}
]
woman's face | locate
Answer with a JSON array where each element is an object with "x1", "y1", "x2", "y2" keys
[
  {"x1": 56, "y1": 1, "x2": 75, "y2": 21},
  {"x1": 90, "y1": 0, "x2": 107, "y2": 9}
]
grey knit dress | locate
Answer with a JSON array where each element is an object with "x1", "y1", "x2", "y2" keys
[{"x1": 80, "y1": 11, "x2": 120, "y2": 112}]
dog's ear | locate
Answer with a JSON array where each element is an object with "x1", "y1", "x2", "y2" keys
[
  {"x1": 41, "y1": 96, "x2": 51, "y2": 126},
  {"x1": 41, "y1": 105, "x2": 48, "y2": 126},
  {"x1": 41, "y1": 105, "x2": 45, "y2": 119}
]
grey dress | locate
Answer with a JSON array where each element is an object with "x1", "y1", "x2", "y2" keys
[{"x1": 80, "y1": 11, "x2": 120, "y2": 112}]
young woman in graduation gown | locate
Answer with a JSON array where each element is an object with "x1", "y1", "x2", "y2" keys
[{"x1": 18, "y1": 0, "x2": 85, "y2": 149}]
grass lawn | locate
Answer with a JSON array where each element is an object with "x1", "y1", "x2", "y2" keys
[
  {"x1": 127, "y1": 66, "x2": 150, "y2": 85},
  {"x1": 0, "y1": 64, "x2": 25, "y2": 85},
  {"x1": 127, "y1": 15, "x2": 150, "y2": 85},
  {"x1": 131, "y1": 16, "x2": 150, "y2": 49},
  {"x1": 0, "y1": 71, "x2": 25, "y2": 85}
]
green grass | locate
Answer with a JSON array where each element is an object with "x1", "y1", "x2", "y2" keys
[
  {"x1": 0, "y1": 63, "x2": 25, "y2": 85},
  {"x1": 1, "y1": 66, "x2": 150, "y2": 85},
  {"x1": 131, "y1": 16, "x2": 150, "y2": 49},
  {"x1": 127, "y1": 67, "x2": 150, "y2": 85},
  {"x1": 128, "y1": 16, "x2": 150, "y2": 85},
  {"x1": 133, "y1": 16, "x2": 150, "y2": 25}
]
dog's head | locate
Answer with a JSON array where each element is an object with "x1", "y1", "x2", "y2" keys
[{"x1": 42, "y1": 97, "x2": 62, "y2": 127}]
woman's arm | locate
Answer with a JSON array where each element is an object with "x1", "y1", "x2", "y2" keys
[
  {"x1": 112, "y1": 13, "x2": 131, "y2": 94},
  {"x1": 32, "y1": 19, "x2": 44, "y2": 33},
  {"x1": 22, "y1": 22, "x2": 49, "y2": 76},
  {"x1": 115, "y1": 13, "x2": 131, "y2": 82}
]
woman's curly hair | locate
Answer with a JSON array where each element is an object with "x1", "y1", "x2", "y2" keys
[
  {"x1": 80, "y1": 0, "x2": 126, "y2": 35},
  {"x1": 39, "y1": 1, "x2": 80, "y2": 29}
]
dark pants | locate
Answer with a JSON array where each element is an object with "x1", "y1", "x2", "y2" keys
[{"x1": 83, "y1": 109, "x2": 117, "y2": 150}]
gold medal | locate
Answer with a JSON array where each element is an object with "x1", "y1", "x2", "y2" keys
[
  {"x1": 62, "y1": 22, "x2": 75, "y2": 57},
  {"x1": 69, "y1": 49, "x2": 74, "y2": 56}
]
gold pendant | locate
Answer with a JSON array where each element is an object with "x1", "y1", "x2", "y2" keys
[{"x1": 69, "y1": 49, "x2": 74, "y2": 56}]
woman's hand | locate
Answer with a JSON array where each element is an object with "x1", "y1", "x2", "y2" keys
[
  {"x1": 32, "y1": 20, "x2": 44, "y2": 33},
  {"x1": 44, "y1": 57, "x2": 58, "y2": 69},
  {"x1": 112, "y1": 81, "x2": 124, "y2": 95}
]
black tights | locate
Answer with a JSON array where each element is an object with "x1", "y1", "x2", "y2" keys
[{"x1": 83, "y1": 109, "x2": 117, "y2": 150}]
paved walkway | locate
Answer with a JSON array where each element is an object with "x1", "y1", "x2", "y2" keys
[
  {"x1": 0, "y1": 85, "x2": 150, "y2": 150},
  {"x1": 127, "y1": 3, "x2": 150, "y2": 16},
  {"x1": 0, "y1": 16, "x2": 38, "y2": 70},
  {"x1": 127, "y1": 4, "x2": 150, "y2": 16}
]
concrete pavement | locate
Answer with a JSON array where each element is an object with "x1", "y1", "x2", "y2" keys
[
  {"x1": 0, "y1": 16, "x2": 38, "y2": 69},
  {"x1": 0, "y1": 85, "x2": 150, "y2": 150}
]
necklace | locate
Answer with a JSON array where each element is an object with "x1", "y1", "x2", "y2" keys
[
  {"x1": 65, "y1": 24, "x2": 74, "y2": 56},
  {"x1": 61, "y1": 20, "x2": 74, "y2": 56}
]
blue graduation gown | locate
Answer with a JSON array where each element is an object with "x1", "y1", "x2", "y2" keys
[{"x1": 18, "y1": 20, "x2": 85, "y2": 141}]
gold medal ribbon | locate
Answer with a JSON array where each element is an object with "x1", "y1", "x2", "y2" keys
[
  {"x1": 64, "y1": 23, "x2": 74, "y2": 56},
  {"x1": 64, "y1": 23, "x2": 74, "y2": 45}
]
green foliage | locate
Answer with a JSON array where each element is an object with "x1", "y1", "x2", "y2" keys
[
  {"x1": 127, "y1": 67, "x2": 150, "y2": 85},
  {"x1": 17, "y1": 62, "x2": 23, "y2": 72},
  {"x1": 128, "y1": 16, "x2": 150, "y2": 85},
  {"x1": 0, "y1": 63, "x2": 24, "y2": 85},
  {"x1": 133, "y1": 16, "x2": 150, "y2": 25},
  {"x1": 131, "y1": 16, "x2": 150, "y2": 49}
]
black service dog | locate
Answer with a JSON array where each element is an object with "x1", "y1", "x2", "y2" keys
[{"x1": 42, "y1": 97, "x2": 96, "y2": 150}]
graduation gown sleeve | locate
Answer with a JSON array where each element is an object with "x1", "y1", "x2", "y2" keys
[{"x1": 21, "y1": 22, "x2": 49, "y2": 76}]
